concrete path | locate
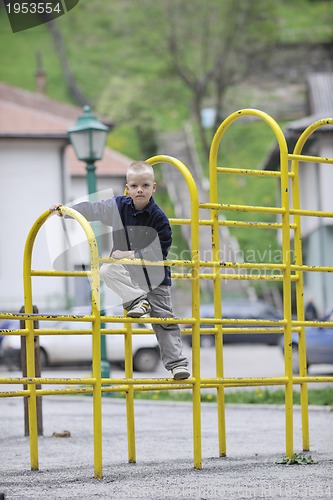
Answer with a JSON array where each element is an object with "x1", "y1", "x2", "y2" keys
[{"x1": 1, "y1": 396, "x2": 332, "y2": 499}]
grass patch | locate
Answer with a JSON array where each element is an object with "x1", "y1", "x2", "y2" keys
[
  {"x1": 111, "y1": 386, "x2": 333, "y2": 406},
  {"x1": 276, "y1": 452, "x2": 318, "y2": 465}
]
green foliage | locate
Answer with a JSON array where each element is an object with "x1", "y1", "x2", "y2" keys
[
  {"x1": 0, "y1": 14, "x2": 67, "y2": 102},
  {"x1": 112, "y1": 386, "x2": 333, "y2": 406},
  {"x1": 1, "y1": 0, "x2": 332, "y2": 106},
  {"x1": 276, "y1": 0, "x2": 333, "y2": 42},
  {"x1": 1, "y1": 0, "x2": 333, "y2": 282},
  {"x1": 196, "y1": 119, "x2": 283, "y2": 268},
  {"x1": 276, "y1": 453, "x2": 318, "y2": 465}
]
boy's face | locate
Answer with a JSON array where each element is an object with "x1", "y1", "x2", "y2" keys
[{"x1": 126, "y1": 172, "x2": 156, "y2": 210}]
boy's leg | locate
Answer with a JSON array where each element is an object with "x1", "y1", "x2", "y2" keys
[
  {"x1": 147, "y1": 286, "x2": 189, "y2": 371},
  {"x1": 100, "y1": 263, "x2": 147, "y2": 310}
]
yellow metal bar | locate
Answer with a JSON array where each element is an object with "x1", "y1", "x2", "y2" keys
[
  {"x1": 22, "y1": 207, "x2": 103, "y2": 478},
  {"x1": 290, "y1": 208, "x2": 333, "y2": 218},
  {"x1": 218, "y1": 220, "x2": 290, "y2": 229},
  {"x1": 103, "y1": 377, "x2": 195, "y2": 385},
  {"x1": 210, "y1": 108, "x2": 295, "y2": 460},
  {"x1": 0, "y1": 377, "x2": 95, "y2": 384},
  {"x1": 23, "y1": 212, "x2": 43, "y2": 471},
  {"x1": 172, "y1": 273, "x2": 294, "y2": 282},
  {"x1": 170, "y1": 218, "x2": 293, "y2": 229},
  {"x1": 31, "y1": 270, "x2": 91, "y2": 277},
  {"x1": 293, "y1": 376, "x2": 333, "y2": 383},
  {"x1": 289, "y1": 118, "x2": 333, "y2": 452},
  {"x1": 202, "y1": 377, "x2": 288, "y2": 386},
  {"x1": 288, "y1": 153, "x2": 333, "y2": 163},
  {"x1": 293, "y1": 320, "x2": 333, "y2": 327},
  {"x1": 216, "y1": 166, "x2": 284, "y2": 177},
  {"x1": 291, "y1": 137, "x2": 310, "y2": 452},
  {"x1": 209, "y1": 110, "x2": 228, "y2": 459},
  {"x1": 277, "y1": 133, "x2": 295, "y2": 459},
  {"x1": 198, "y1": 261, "x2": 286, "y2": 270},
  {"x1": 0, "y1": 313, "x2": 94, "y2": 322},
  {"x1": 146, "y1": 155, "x2": 202, "y2": 469},
  {"x1": 291, "y1": 264, "x2": 333, "y2": 272},
  {"x1": 3, "y1": 111, "x2": 333, "y2": 477},
  {"x1": 97, "y1": 256, "x2": 333, "y2": 273},
  {"x1": 0, "y1": 391, "x2": 31, "y2": 398},
  {"x1": 200, "y1": 202, "x2": 285, "y2": 214},
  {"x1": 124, "y1": 314, "x2": 136, "y2": 463}
]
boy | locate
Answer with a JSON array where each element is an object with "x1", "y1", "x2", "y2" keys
[{"x1": 49, "y1": 161, "x2": 190, "y2": 380}]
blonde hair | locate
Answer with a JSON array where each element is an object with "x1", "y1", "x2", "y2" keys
[{"x1": 126, "y1": 161, "x2": 155, "y2": 182}]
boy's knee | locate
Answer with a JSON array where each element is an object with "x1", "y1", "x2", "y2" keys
[
  {"x1": 100, "y1": 263, "x2": 115, "y2": 282},
  {"x1": 100, "y1": 263, "x2": 123, "y2": 281}
]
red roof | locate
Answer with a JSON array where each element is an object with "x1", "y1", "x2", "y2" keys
[
  {"x1": 67, "y1": 144, "x2": 130, "y2": 177},
  {"x1": 0, "y1": 83, "x2": 131, "y2": 176}
]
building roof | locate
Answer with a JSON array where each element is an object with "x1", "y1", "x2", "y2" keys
[
  {"x1": 0, "y1": 83, "x2": 131, "y2": 177},
  {"x1": 67, "y1": 144, "x2": 130, "y2": 178}
]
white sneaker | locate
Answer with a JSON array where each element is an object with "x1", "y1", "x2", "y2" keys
[
  {"x1": 127, "y1": 299, "x2": 151, "y2": 318},
  {"x1": 172, "y1": 366, "x2": 190, "y2": 380}
]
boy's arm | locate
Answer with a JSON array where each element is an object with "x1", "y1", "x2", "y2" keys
[{"x1": 49, "y1": 199, "x2": 116, "y2": 225}]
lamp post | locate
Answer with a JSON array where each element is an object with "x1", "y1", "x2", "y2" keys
[{"x1": 68, "y1": 105, "x2": 111, "y2": 379}]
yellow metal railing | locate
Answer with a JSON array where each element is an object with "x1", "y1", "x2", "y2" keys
[
  {"x1": 207, "y1": 109, "x2": 333, "y2": 460},
  {"x1": 1, "y1": 111, "x2": 333, "y2": 479}
]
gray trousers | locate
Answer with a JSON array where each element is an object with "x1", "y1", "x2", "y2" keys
[{"x1": 100, "y1": 263, "x2": 188, "y2": 371}]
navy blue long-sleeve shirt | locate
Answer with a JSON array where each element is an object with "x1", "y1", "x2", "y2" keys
[{"x1": 71, "y1": 196, "x2": 172, "y2": 287}]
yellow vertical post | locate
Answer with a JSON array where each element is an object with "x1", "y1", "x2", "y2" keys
[
  {"x1": 90, "y1": 252, "x2": 102, "y2": 479},
  {"x1": 290, "y1": 118, "x2": 333, "y2": 450},
  {"x1": 209, "y1": 126, "x2": 227, "y2": 458},
  {"x1": 208, "y1": 109, "x2": 293, "y2": 458},
  {"x1": 23, "y1": 207, "x2": 105, "y2": 478},
  {"x1": 60, "y1": 207, "x2": 103, "y2": 478},
  {"x1": 146, "y1": 155, "x2": 202, "y2": 469},
  {"x1": 290, "y1": 152, "x2": 310, "y2": 452},
  {"x1": 124, "y1": 314, "x2": 136, "y2": 463},
  {"x1": 190, "y1": 184, "x2": 202, "y2": 470},
  {"x1": 277, "y1": 131, "x2": 294, "y2": 460},
  {"x1": 23, "y1": 225, "x2": 39, "y2": 471}
]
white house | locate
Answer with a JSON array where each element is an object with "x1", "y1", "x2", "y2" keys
[
  {"x1": 263, "y1": 73, "x2": 333, "y2": 315},
  {"x1": 0, "y1": 83, "x2": 131, "y2": 312}
]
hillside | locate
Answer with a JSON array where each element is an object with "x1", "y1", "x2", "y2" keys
[{"x1": 1, "y1": 0, "x2": 332, "y2": 299}]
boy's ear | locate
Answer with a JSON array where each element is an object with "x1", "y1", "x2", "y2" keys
[
  {"x1": 125, "y1": 183, "x2": 129, "y2": 194},
  {"x1": 153, "y1": 182, "x2": 157, "y2": 192}
]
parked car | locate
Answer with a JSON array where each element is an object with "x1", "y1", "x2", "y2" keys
[
  {"x1": 0, "y1": 319, "x2": 20, "y2": 364},
  {"x1": 279, "y1": 310, "x2": 333, "y2": 374},
  {"x1": 183, "y1": 300, "x2": 283, "y2": 347},
  {"x1": 1, "y1": 316, "x2": 160, "y2": 372}
]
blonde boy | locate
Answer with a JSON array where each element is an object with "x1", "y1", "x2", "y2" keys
[{"x1": 50, "y1": 161, "x2": 189, "y2": 380}]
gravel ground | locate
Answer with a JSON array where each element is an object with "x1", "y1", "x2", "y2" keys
[{"x1": 1, "y1": 396, "x2": 333, "y2": 499}]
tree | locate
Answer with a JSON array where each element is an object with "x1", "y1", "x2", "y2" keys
[{"x1": 124, "y1": 0, "x2": 279, "y2": 156}]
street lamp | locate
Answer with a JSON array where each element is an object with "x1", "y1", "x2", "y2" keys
[
  {"x1": 68, "y1": 105, "x2": 111, "y2": 379},
  {"x1": 68, "y1": 105, "x2": 109, "y2": 196}
]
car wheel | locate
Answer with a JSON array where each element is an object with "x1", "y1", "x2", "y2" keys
[
  {"x1": 38, "y1": 348, "x2": 48, "y2": 369},
  {"x1": 133, "y1": 348, "x2": 160, "y2": 372}
]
